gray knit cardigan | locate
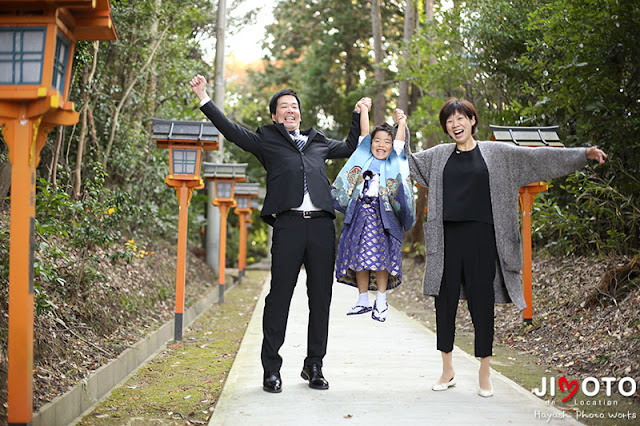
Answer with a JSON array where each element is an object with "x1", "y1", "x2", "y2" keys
[{"x1": 406, "y1": 141, "x2": 588, "y2": 309}]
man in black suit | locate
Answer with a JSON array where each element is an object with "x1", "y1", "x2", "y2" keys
[{"x1": 189, "y1": 75, "x2": 369, "y2": 393}]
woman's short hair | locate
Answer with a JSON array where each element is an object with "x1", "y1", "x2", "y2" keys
[
  {"x1": 269, "y1": 89, "x2": 302, "y2": 117},
  {"x1": 371, "y1": 122, "x2": 394, "y2": 140},
  {"x1": 439, "y1": 97, "x2": 478, "y2": 135}
]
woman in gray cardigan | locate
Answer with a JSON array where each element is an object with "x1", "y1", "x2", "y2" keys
[{"x1": 401, "y1": 99, "x2": 607, "y2": 397}]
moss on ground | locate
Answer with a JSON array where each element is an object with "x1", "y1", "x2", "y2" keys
[{"x1": 77, "y1": 270, "x2": 267, "y2": 425}]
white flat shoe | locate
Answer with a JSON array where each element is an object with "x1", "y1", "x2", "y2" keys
[
  {"x1": 432, "y1": 376, "x2": 456, "y2": 391},
  {"x1": 478, "y1": 386, "x2": 494, "y2": 397}
]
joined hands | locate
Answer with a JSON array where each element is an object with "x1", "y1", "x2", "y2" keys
[
  {"x1": 394, "y1": 108, "x2": 407, "y2": 125},
  {"x1": 355, "y1": 97, "x2": 372, "y2": 113}
]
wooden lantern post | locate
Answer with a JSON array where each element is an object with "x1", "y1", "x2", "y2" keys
[
  {"x1": 233, "y1": 183, "x2": 259, "y2": 285},
  {"x1": 0, "y1": 1, "x2": 116, "y2": 423},
  {"x1": 203, "y1": 162, "x2": 247, "y2": 303},
  {"x1": 152, "y1": 119, "x2": 220, "y2": 341},
  {"x1": 490, "y1": 125, "x2": 564, "y2": 324},
  {"x1": 518, "y1": 181, "x2": 548, "y2": 323}
]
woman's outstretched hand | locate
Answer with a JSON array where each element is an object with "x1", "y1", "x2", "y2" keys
[{"x1": 586, "y1": 146, "x2": 608, "y2": 164}]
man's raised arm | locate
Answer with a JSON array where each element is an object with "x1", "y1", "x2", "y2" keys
[{"x1": 189, "y1": 75, "x2": 262, "y2": 160}]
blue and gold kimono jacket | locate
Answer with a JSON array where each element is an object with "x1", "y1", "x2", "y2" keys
[{"x1": 331, "y1": 134, "x2": 415, "y2": 241}]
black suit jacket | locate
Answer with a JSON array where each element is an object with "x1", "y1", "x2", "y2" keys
[{"x1": 200, "y1": 101, "x2": 361, "y2": 225}]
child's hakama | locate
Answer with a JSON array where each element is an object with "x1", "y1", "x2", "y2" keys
[
  {"x1": 335, "y1": 194, "x2": 403, "y2": 290},
  {"x1": 331, "y1": 134, "x2": 415, "y2": 292}
]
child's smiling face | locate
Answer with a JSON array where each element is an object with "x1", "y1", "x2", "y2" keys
[{"x1": 371, "y1": 129, "x2": 393, "y2": 160}]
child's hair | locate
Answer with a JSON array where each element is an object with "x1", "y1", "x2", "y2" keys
[{"x1": 371, "y1": 122, "x2": 394, "y2": 140}]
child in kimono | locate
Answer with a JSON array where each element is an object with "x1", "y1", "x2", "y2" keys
[{"x1": 331, "y1": 104, "x2": 415, "y2": 322}]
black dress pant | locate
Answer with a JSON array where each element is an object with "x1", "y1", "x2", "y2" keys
[
  {"x1": 435, "y1": 221, "x2": 497, "y2": 358},
  {"x1": 261, "y1": 214, "x2": 336, "y2": 372}
]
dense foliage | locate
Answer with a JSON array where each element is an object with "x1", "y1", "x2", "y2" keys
[
  {"x1": 1, "y1": 1, "x2": 637, "y2": 418},
  {"x1": 1, "y1": 0, "x2": 638, "y2": 303},
  {"x1": 223, "y1": 0, "x2": 639, "y2": 255},
  {"x1": 400, "y1": 0, "x2": 639, "y2": 254},
  {"x1": 0, "y1": 0, "x2": 263, "y2": 308}
]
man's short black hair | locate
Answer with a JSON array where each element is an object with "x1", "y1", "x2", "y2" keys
[{"x1": 269, "y1": 89, "x2": 302, "y2": 117}]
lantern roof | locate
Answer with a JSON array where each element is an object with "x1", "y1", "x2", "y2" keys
[
  {"x1": 489, "y1": 125, "x2": 563, "y2": 147},
  {"x1": 0, "y1": 0, "x2": 117, "y2": 41},
  {"x1": 203, "y1": 162, "x2": 247, "y2": 181},
  {"x1": 234, "y1": 182, "x2": 260, "y2": 197},
  {"x1": 152, "y1": 118, "x2": 220, "y2": 150}
]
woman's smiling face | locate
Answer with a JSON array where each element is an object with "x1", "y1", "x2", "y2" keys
[{"x1": 445, "y1": 110, "x2": 476, "y2": 145}]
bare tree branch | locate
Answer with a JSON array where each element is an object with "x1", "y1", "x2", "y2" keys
[{"x1": 102, "y1": 18, "x2": 175, "y2": 168}]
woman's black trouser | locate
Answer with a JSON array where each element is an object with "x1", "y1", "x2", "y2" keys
[{"x1": 435, "y1": 220, "x2": 497, "y2": 358}]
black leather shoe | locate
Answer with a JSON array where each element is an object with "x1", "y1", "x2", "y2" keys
[
  {"x1": 263, "y1": 371, "x2": 282, "y2": 393},
  {"x1": 301, "y1": 364, "x2": 329, "y2": 390}
]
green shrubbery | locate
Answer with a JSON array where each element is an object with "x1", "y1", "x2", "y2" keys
[
  {"x1": 532, "y1": 163, "x2": 640, "y2": 256},
  {"x1": 0, "y1": 163, "x2": 185, "y2": 317}
]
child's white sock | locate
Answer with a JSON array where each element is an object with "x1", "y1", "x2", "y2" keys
[
  {"x1": 358, "y1": 291, "x2": 370, "y2": 307},
  {"x1": 347, "y1": 292, "x2": 372, "y2": 315},
  {"x1": 372, "y1": 290, "x2": 389, "y2": 322}
]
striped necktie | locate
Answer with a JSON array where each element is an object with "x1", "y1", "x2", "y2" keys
[
  {"x1": 289, "y1": 131, "x2": 309, "y2": 194},
  {"x1": 289, "y1": 131, "x2": 307, "y2": 151}
]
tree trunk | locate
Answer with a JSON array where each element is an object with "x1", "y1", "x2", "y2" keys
[
  {"x1": 398, "y1": 0, "x2": 416, "y2": 112},
  {"x1": 214, "y1": 0, "x2": 227, "y2": 153},
  {"x1": 73, "y1": 42, "x2": 99, "y2": 199},
  {"x1": 206, "y1": 0, "x2": 228, "y2": 276},
  {"x1": 344, "y1": 45, "x2": 354, "y2": 97},
  {"x1": 146, "y1": 0, "x2": 161, "y2": 134},
  {"x1": 0, "y1": 156, "x2": 11, "y2": 205},
  {"x1": 49, "y1": 127, "x2": 64, "y2": 189},
  {"x1": 407, "y1": 0, "x2": 437, "y2": 246},
  {"x1": 425, "y1": 0, "x2": 438, "y2": 120},
  {"x1": 410, "y1": 185, "x2": 428, "y2": 246},
  {"x1": 370, "y1": 0, "x2": 385, "y2": 124},
  {"x1": 102, "y1": 19, "x2": 173, "y2": 169},
  {"x1": 87, "y1": 106, "x2": 100, "y2": 157},
  {"x1": 73, "y1": 69, "x2": 89, "y2": 199}
]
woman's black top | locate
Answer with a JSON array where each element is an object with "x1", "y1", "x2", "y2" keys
[{"x1": 443, "y1": 144, "x2": 494, "y2": 224}]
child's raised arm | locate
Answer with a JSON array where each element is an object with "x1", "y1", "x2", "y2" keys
[
  {"x1": 394, "y1": 108, "x2": 407, "y2": 141},
  {"x1": 355, "y1": 98, "x2": 371, "y2": 137}
]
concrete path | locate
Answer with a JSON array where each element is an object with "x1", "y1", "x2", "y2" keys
[{"x1": 209, "y1": 270, "x2": 580, "y2": 425}]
